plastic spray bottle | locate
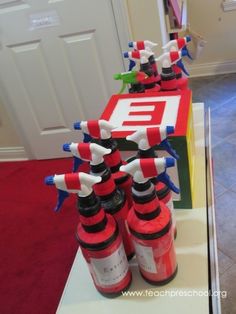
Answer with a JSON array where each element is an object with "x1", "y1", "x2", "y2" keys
[
  {"x1": 124, "y1": 50, "x2": 160, "y2": 93},
  {"x1": 155, "y1": 50, "x2": 188, "y2": 91},
  {"x1": 128, "y1": 40, "x2": 161, "y2": 85},
  {"x1": 45, "y1": 172, "x2": 132, "y2": 297},
  {"x1": 121, "y1": 53, "x2": 145, "y2": 93},
  {"x1": 162, "y1": 36, "x2": 192, "y2": 90},
  {"x1": 113, "y1": 71, "x2": 147, "y2": 94},
  {"x1": 63, "y1": 142, "x2": 134, "y2": 260},
  {"x1": 126, "y1": 126, "x2": 179, "y2": 238},
  {"x1": 120, "y1": 158, "x2": 178, "y2": 285},
  {"x1": 74, "y1": 120, "x2": 133, "y2": 208}
]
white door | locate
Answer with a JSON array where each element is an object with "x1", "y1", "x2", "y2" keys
[{"x1": 0, "y1": 0, "x2": 126, "y2": 159}]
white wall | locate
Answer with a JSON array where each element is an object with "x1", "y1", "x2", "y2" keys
[
  {"x1": 126, "y1": 0, "x2": 167, "y2": 57},
  {"x1": 126, "y1": 0, "x2": 236, "y2": 76},
  {"x1": 187, "y1": 0, "x2": 236, "y2": 76}
]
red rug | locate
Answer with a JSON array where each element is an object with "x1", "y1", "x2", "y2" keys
[{"x1": 0, "y1": 158, "x2": 80, "y2": 314}]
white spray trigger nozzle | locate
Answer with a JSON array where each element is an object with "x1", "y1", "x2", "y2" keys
[
  {"x1": 79, "y1": 172, "x2": 101, "y2": 196},
  {"x1": 126, "y1": 126, "x2": 171, "y2": 151},
  {"x1": 90, "y1": 143, "x2": 111, "y2": 165},
  {"x1": 99, "y1": 120, "x2": 116, "y2": 139},
  {"x1": 155, "y1": 51, "x2": 182, "y2": 68},
  {"x1": 139, "y1": 49, "x2": 153, "y2": 58},
  {"x1": 145, "y1": 40, "x2": 158, "y2": 49},
  {"x1": 120, "y1": 160, "x2": 145, "y2": 182},
  {"x1": 67, "y1": 142, "x2": 111, "y2": 165},
  {"x1": 54, "y1": 172, "x2": 101, "y2": 193},
  {"x1": 120, "y1": 158, "x2": 168, "y2": 183}
]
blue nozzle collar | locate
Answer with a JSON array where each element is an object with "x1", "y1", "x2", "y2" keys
[
  {"x1": 56, "y1": 189, "x2": 70, "y2": 212},
  {"x1": 45, "y1": 175, "x2": 55, "y2": 185},
  {"x1": 166, "y1": 126, "x2": 175, "y2": 135},
  {"x1": 83, "y1": 133, "x2": 92, "y2": 143},
  {"x1": 129, "y1": 59, "x2": 136, "y2": 71},
  {"x1": 73, "y1": 157, "x2": 83, "y2": 172},
  {"x1": 182, "y1": 46, "x2": 193, "y2": 60},
  {"x1": 181, "y1": 49, "x2": 188, "y2": 57},
  {"x1": 74, "y1": 121, "x2": 82, "y2": 130},
  {"x1": 160, "y1": 139, "x2": 179, "y2": 160},
  {"x1": 186, "y1": 35, "x2": 191, "y2": 43},
  {"x1": 166, "y1": 157, "x2": 175, "y2": 168},
  {"x1": 123, "y1": 52, "x2": 129, "y2": 58},
  {"x1": 177, "y1": 59, "x2": 189, "y2": 76},
  {"x1": 157, "y1": 172, "x2": 180, "y2": 194},
  {"x1": 63, "y1": 143, "x2": 71, "y2": 152}
]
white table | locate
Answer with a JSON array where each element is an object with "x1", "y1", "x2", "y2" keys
[{"x1": 56, "y1": 103, "x2": 221, "y2": 314}]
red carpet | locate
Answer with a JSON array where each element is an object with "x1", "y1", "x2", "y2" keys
[{"x1": 0, "y1": 158, "x2": 80, "y2": 314}]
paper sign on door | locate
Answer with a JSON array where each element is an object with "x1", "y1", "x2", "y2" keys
[{"x1": 29, "y1": 10, "x2": 60, "y2": 30}]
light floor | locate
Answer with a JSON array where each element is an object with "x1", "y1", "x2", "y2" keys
[{"x1": 189, "y1": 73, "x2": 236, "y2": 314}]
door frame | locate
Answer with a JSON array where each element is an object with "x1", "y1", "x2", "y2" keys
[
  {"x1": 111, "y1": 0, "x2": 132, "y2": 67},
  {"x1": 0, "y1": 0, "x2": 132, "y2": 160}
]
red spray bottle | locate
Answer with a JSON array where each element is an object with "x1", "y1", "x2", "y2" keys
[
  {"x1": 128, "y1": 40, "x2": 161, "y2": 85},
  {"x1": 120, "y1": 158, "x2": 178, "y2": 285},
  {"x1": 74, "y1": 120, "x2": 133, "y2": 208},
  {"x1": 156, "y1": 50, "x2": 188, "y2": 91},
  {"x1": 162, "y1": 36, "x2": 192, "y2": 90},
  {"x1": 124, "y1": 50, "x2": 160, "y2": 93},
  {"x1": 45, "y1": 172, "x2": 132, "y2": 297},
  {"x1": 126, "y1": 126, "x2": 180, "y2": 238},
  {"x1": 63, "y1": 142, "x2": 134, "y2": 260}
]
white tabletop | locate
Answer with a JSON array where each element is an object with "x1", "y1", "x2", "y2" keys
[{"x1": 56, "y1": 103, "x2": 209, "y2": 314}]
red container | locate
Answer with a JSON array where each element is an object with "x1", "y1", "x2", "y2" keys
[
  {"x1": 93, "y1": 168, "x2": 134, "y2": 260},
  {"x1": 104, "y1": 148, "x2": 122, "y2": 171},
  {"x1": 160, "y1": 78, "x2": 178, "y2": 91},
  {"x1": 77, "y1": 214, "x2": 132, "y2": 296},
  {"x1": 127, "y1": 195, "x2": 177, "y2": 285},
  {"x1": 156, "y1": 182, "x2": 177, "y2": 238},
  {"x1": 177, "y1": 77, "x2": 189, "y2": 90}
]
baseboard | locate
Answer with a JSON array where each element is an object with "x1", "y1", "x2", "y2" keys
[
  {"x1": 187, "y1": 60, "x2": 236, "y2": 77},
  {"x1": 0, "y1": 146, "x2": 28, "y2": 161}
]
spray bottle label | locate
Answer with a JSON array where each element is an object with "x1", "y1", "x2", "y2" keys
[
  {"x1": 133, "y1": 242, "x2": 157, "y2": 274},
  {"x1": 90, "y1": 243, "x2": 129, "y2": 286}
]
